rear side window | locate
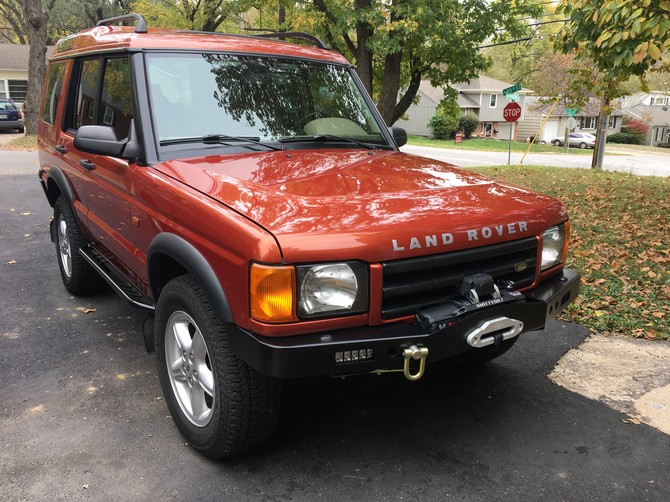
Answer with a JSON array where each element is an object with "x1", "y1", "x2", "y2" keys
[
  {"x1": 70, "y1": 56, "x2": 133, "y2": 138},
  {"x1": 42, "y1": 62, "x2": 66, "y2": 125}
]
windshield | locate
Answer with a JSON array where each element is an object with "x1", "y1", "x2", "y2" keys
[{"x1": 145, "y1": 53, "x2": 388, "y2": 148}]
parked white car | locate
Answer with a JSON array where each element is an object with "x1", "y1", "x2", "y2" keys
[{"x1": 551, "y1": 132, "x2": 596, "y2": 149}]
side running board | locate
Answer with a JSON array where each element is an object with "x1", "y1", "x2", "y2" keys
[{"x1": 79, "y1": 247, "x2": 155, "y2": 311}]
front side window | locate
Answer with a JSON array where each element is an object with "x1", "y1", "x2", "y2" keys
[
  {"x1": 489, "y1": 94, "x2": 497, "y2": 107},
  {"x1": 70, "y1": 56, "x2": 133, "y2": 138},
  {"x1": 100, "y1": 57, "x2": 133, "y2": 138},
  {"x1": 145, "y1": 53, "x2": 386, "y2": 146},
  {"x1": 74, "y1": 59, "x2": 100, "y2": 130}
]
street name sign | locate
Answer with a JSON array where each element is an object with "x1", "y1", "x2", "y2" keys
[{"x1": 503, "y1": 83, "x2": 521, "y2": 96}]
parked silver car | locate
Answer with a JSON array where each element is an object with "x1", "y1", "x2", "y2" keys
[{"x1": 552, "y1": 132, "x2": 596, "y2": 149}]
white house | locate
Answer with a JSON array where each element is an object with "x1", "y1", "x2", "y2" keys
[
  {"x1": 0, "y1": 44, "x2": 54, "y2": 104},
  {"x1": 618, "y1": 92, "x2": 670, "y2": 146},
  {"x1": 517, "y1": 97, "x2": 623, "y2": 143}
]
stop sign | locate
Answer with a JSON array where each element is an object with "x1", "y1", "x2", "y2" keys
[{"x1": 503, "y1": 102, "x2": 522, "y2": 123}]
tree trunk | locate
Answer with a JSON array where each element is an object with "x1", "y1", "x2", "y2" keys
[
  {"x1": 23, "y1": 0, "x2": 50, "y2": 135},
  {"x1": 591, "y1": 95, "x2": 609, "y2": 169},
  {"x1": 376, "y1": 51, "x2": 402, "y2": 125},
  {"x1": 353, "y1": 0, "x2": 374, "y2": 95}
]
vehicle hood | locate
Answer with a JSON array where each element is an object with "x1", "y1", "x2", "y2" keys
[{"x1": 154, "y1": 150, "x2": 568, "y2": 262}]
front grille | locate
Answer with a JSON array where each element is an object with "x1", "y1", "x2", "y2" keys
[{"x1": 381, "y1": 237, "x2": 538, "y2": 319}]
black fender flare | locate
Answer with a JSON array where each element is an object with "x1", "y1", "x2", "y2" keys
[
  {"x1": 147, "y1": 233, "x2": 234, "y2": 323},
  {"x1": 42, "y1": 166, "x2": 76, "y2": 207}
]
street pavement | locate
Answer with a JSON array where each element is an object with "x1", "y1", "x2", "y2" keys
[
  {"x1": 2, "y1": 149, "x2": 670, "y2": 500},
  {"x1": 401, "y1": 144, "x2": 670, "y2": 177}
]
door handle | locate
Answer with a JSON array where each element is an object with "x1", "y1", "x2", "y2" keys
[
  {"x1": 80, "y1": 159, "x2": 95, "y2": 171},
  {"x1": 55, "y1": 144, "x2": 68, "y2": 155}
]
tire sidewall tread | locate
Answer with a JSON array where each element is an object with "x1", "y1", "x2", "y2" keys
[{"x1": 154, "y1": 275, "x2": 280, "y2": 459}]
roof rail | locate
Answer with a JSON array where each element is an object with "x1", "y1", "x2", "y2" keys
[
  {"x1": 96, "y1": 13, "x2": 147, "y2": 34},
  {"x1": 254, "y1": 32, "x2": 329, "y2": 50}
]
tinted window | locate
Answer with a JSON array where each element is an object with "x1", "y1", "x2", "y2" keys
[
  {"x1": 42, "y1": 62, "x2": 66, "y2": 125},
  {"x1": 145, "y1": 53, "x2": 385, "y2": 144},
  {"x1": 0, "y1": 100, "x2": 17, "y2": 111},
  {"x1": 101, "y1": 57, "x2": 133, "y2": 138},
  {"x1": 74, "y1": 59, "x2": 100, "y2": 130},
  {"x1": 71, "y1": 56, "x2": 133, "y2": 138}
]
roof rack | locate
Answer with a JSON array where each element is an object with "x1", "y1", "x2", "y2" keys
[
  {"x1": 253, "y1": 32, "x2": 329, "y2": 50},
  {"x1": 96, "y1": 13, "x2": 147, "y2": 34}
]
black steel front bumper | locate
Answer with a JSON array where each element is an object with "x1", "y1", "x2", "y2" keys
[{"x1": 227, "y1": 268, "x2": 580, "y2": 379}]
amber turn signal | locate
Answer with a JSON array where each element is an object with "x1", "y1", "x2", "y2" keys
[{"x1": 250, "y1": 264, "x2": 297, "y2": 323}]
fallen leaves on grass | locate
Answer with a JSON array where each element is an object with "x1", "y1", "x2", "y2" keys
[{"x1": 475, "y1": 166, "x2": 670, "y2": 340}]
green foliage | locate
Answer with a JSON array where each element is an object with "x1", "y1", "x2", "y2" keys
[
  {"x1": 555, "y1": 0, "x2": 670, "y2": 101},
  {"x1": 428, "y1": 113, "x2": 454, "y2": 139},
  {"x1": 607, "y1": 132, "x2": 643, "y2": 144},
  {"x1": 658, "y1": 142, "x2": 670, "y2": 148},
  {"x1": 428, "y1": 91, "x2": 460, "y2": 139},
  {"x1": 303, "y1": 0, "x2": 543, "y2": 124},
  {"x1": 459, "y1": 112, "x2": 480, "y2": 139}
]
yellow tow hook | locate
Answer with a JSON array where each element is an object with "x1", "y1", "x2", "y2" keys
[{"x1": 402, "y1": 345, "x2": 429, "y2": 381}]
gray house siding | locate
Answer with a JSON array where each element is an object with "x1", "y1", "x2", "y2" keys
[
  {"x1": 396, "y1": 91, "x2": 437, "y2": 136},
  {"x1": 399, "y1": 78, "x2": 529, "y2": 139}
]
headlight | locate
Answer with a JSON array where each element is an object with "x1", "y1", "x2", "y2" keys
[
  {"x1": 250, "y1": 262, "x2": 368, "y2": 323},
  {"x1": 541, "y1": 224, "x2": 567, "y2": 271},
  {"x1": 297, "y1": 262, "x2": 368, "y2": 318}
]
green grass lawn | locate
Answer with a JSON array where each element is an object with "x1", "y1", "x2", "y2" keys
[
  {"x1": 407, "y1": 135, "x2": 667, "y2": 155},
  {"x1": 407, "y1": 135, "x2": 588, "y2": 154},
  {"x1": 472, "y1": 165, "x2": 670, "y2": 340}
]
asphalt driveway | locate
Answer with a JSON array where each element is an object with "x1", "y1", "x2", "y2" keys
[{"x1": 1, "y1": 150, "x2": 669, "y2": 501}]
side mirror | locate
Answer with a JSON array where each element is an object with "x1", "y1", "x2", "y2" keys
[
  {"x1": 389, "y1": 126, "x2": 407, "y2": 148},
  {"x1": 74, "y1": 123, "x2": 138, "y2": 160}
]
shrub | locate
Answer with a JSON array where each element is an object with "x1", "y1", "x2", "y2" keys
[
  {"x1": 621, "y1": 117, "x2": 649, "y2": 136},
  {"x1": 428, "y1": 92, "x2": 461, "y2": 139},
  {"x1": 428, "y1": 113, "x2": 456, "y2": 139},
  {"x1": 657, "y1": 142, "x2": 670, "y2": 148},
  {"x1": 607, "y1": 132, "x2": 642, "y2": 144},
  {"x1": 459, "y1": 112, "x2": 480, "y2": 138}
]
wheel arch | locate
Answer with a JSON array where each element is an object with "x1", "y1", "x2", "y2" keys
[
  {"x1": 148, "y1": 233, "x2": 234, "y2": 323},
  {"x1": 43, "y1": 167, "x2": 75, "y2": 207}
]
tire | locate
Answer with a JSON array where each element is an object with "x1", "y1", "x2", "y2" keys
[
  {"x1": 552, "y1": 140, "x2": 561, "y2": 147},
  {"x1": 53, "y1": 196, "x2": 103, "y2": 295},
  {"x1": 17, "y1": 126, "x2": 25, "y2": 134},
  {"x1": 154, "y1": 275, "x2": 280, "y2": 459},
  {"x1": 579, "y1": 142, "x2": 587, "y2": 149}
]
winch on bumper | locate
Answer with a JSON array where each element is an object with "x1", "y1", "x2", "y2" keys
[{"x1": 227, "y1": 268, "x2": 580, "y2": 381}]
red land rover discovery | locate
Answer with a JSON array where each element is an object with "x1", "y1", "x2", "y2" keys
[{"x1": 38, "y1": 14, "x2": 580, "y2": 458}]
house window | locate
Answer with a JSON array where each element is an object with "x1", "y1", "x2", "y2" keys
[
  {"x1": 608, "y1": 116, "x2": 616, "y2": 129},
  {"x1": 489, "y1": 94, "x2": 497, "y2": 108},
  {"x1": 579, "y1": 116, "x2": 597, "y2": 129},
  {"x1": 7, "y1": 79, "x2": 27, "y2": 102},
  {"x1": 103, "y1": 105, "x2": 115, "y2": 126},
  {"x1": 656, "y1": 128, "x2": 664, "y2": 142},
  {"x1": 0, "y1": 80, "x2": 6, "y2": 98}
]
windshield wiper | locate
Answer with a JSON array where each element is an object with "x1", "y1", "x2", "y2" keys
[
  {"x1": 279, "y1": 134, "x2": 381, "y2": 150},
  {"x1": 160, "y1": 134, "x2": 283, "y2": 151}
]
